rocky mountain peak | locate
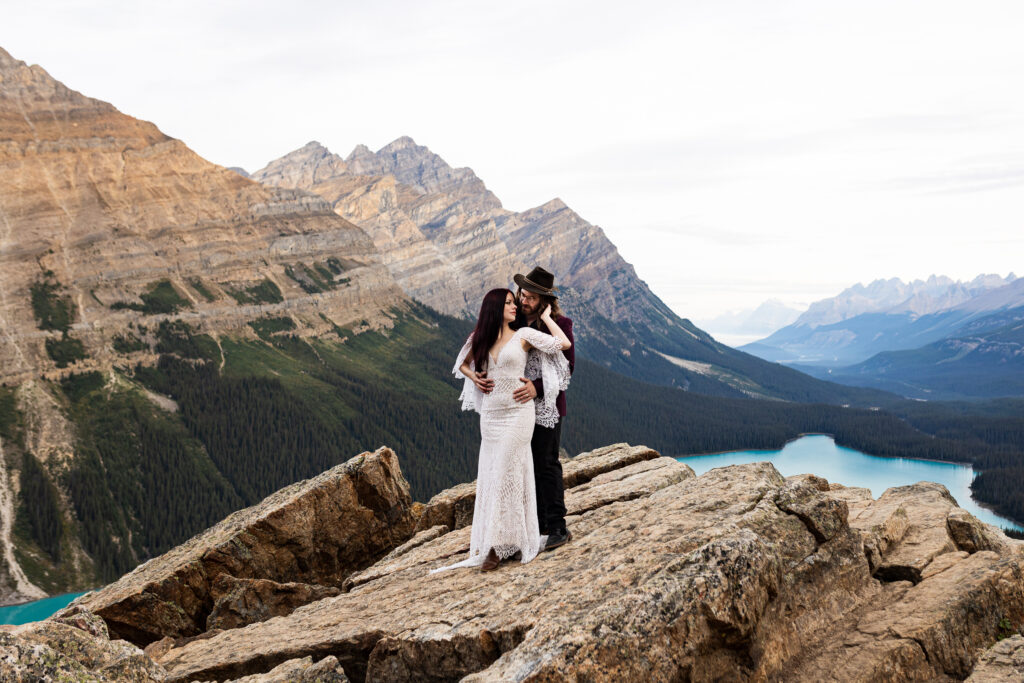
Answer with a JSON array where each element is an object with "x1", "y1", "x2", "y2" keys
[
  {"x1": 379, "y1": 135, "x2": 418, "y2": 152},
  {"x1": 342, "y1": 136, "x2": 501, "y2": 209},
  {"x1": 252, "y1": 140, "x2": 349, "y2": 189},
  {"x1": 795, "y1": 274, "x2": 1016, "y2": 328},
  {"x1": 347, "y1": 143, "x2": 373, "y2": 159},
  {"x1": 0, "y1": 45, "x2": 108, "y2": 113},
  {"x1": 539, "y1": 197, "x2": 568, "y2": 212},
  {"x1": 0, "y1": 44, "x2": 404, "y2": 387},
  {"x1": 0, "y1": 45, "x2": 19, "y2": 66}
]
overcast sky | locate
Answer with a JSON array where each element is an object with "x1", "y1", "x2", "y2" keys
[{"x1": 4, "y1": 0, "x2": 1023, "y2": 324}]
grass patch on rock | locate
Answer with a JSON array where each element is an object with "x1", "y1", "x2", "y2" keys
[
  {"x1": 45, "y1": 334, "x2": 87, "y2": 368},
  {"x1": 110, "y1": 279, "x2": 192, "y2": 315},
  {"x1": 226, "y1": 278, "x2": 283, "y2": 305},
  {"x1": 30, "y1": 275, "x2": 75, "y2": 332}
]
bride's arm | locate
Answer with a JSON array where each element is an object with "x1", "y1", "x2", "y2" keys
[{"x1": 538, "y1": 305, "x2": 571, "y2": 350}]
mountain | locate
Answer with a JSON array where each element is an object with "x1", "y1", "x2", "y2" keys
[
  {"x1": 742, "y1": 274, "x2": 1019, "y2": 366},
  {"x1": 696, "y1": 299, "x2": 803, "y2": 346},
  {"x1": 0, "y1": 46, "x2": 416, "y2": 604},
  {"x1": 253, "y1": 140, "x2": 885, "y2": 402},
  {"x1": 807, "y1": 304, "x2": 1024, "y2": 399},
  {"x1": 0, "y1": 48, "x2": 406, "y2": 389}
]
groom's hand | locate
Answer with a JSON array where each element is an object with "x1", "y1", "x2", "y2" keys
[{"x1": 513, "y1": 378, "x2": 537, "y2": 403}]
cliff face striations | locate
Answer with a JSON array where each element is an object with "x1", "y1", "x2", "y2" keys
[
  {"x1": 7, "y1": 443, "x2": 1019, "y2": 682},
  {"x1": 252, "y1": 138, "x2": 674, "y2": 327},
  {"x1": 0, "y1": 47, "x2": 405, "y2": 387},
  {"x1": 0, "y1": 46, "x2": 412, "y2": 604}
]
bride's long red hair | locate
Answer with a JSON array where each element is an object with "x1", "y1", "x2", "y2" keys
[{"x1": 470, "y1": 288, "x2": 514, "y2": 373}]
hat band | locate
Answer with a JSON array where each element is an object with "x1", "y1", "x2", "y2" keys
[{"x1": 521, "y1": 275, "x2": 553, "y2": 293}]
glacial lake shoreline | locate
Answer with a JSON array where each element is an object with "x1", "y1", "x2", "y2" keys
[{"x1": 676, "y1": 433, "x2": 1023, "y2": 532}]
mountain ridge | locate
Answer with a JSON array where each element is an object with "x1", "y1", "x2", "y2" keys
[
  {"x1": 743, "y1": 273, "x2": 1022, "y2": 367},
  {"x1": 252, "y1": 139, "x2": 889, "y2": 404}
]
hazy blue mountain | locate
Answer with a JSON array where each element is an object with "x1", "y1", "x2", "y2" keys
[
  {"x1": 806, "y1": 305, "x2": 1024, "y2": 399},
  {"x1": 697, "y1": 299, "x2": 803, "y2": 346},
  {"x1": 742, "y1": 274, "x2": 1019, "y2": 366}
]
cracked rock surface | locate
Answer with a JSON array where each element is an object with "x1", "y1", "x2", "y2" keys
[
  {"x1": 967, "y1": 635, "x2": 1024, "y2": 682},
  {"x1": 18, "y1": 443, "x2": 1024, "y2": 682}
]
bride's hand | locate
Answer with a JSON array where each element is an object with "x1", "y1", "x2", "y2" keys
[
  {"x1": 540, "y1": 304, "x2": 552, "y2": 320},
  {"x1": 472, "y1": 370, "x2": 494, "y2": 393}
]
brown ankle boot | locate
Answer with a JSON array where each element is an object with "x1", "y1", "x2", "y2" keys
[{"x1": 481, "y1": 548, "x2": 500, "y2": 572}]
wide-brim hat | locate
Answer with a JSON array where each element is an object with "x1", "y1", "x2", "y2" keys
[{"x1": 513, "y1": 266, "x2": 558, "y2": 298}]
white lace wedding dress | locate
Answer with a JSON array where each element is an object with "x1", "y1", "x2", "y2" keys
[{"x1": 433, "y1": 326, "x2": 571, "y2": 571}]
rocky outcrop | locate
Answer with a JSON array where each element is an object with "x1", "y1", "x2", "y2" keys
[
  {"x1": 968, "y1": 635, "x2": 1024, "y2": 681},
  {"x1": 411, "y1": 443, "x2": 661, "y2": 533},
  {"x1": 10, "y1": 443, "x2": 1024, "y2": 681},
  {"x1": 0, "y1": 610, "x2": 167, "y2": 682},
  {"x1": 205, "y1": 576, "x2": 341, "y2": 631},
  {"x1": 53, "y1": 443, "x2": 1004, "y2": 683},
  {"x1": 0, "y1": 608, "x2": 352, "y2": 682},
  {"x1": 56, "y1": 447, "x2": 415, "y2": 645}
]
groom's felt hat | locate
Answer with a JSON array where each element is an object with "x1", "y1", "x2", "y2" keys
[{"x1": 513, "y1": 266, "x2": 558, "y2": 298}]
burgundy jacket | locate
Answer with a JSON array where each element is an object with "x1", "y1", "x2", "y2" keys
[{"x1": 527, "y1": 315, "x2": 575, "y2": 418}]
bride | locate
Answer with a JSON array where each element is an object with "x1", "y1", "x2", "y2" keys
[{"x1": 440, "y1": 288, "x2": 571, "y2": 572}]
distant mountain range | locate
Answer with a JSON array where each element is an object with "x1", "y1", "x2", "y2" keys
[
  {"x1": 743, "y1": 275, "x2": 1024, "y2": 399},
  {"x1": 696, "y1": 299, "x2": 804, "y2": 346}
]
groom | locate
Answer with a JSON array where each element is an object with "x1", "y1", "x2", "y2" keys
[{"x1": 512, "y1": 266, "x2": 575, "y2": 550}]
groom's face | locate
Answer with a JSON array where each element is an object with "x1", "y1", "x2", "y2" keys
[{"x1": 520, "y1": 290, "x2": 541, "y2": 318}]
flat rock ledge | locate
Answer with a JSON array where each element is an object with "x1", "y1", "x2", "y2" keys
[
  {"x1": 967, "y1": 634, "x2": 1024, "y2": 681},
  {"x1": 15, "y1": 443, "x2": 1024, "y2": 682}
]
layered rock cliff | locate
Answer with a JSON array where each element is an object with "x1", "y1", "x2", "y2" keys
[
  {"x1": 0, "y1": 46, "x2": 405, "y2": 388},
  {"x1": 4, "y1": 443, "x2": 1020, "y2": 682},
  {"x1": 252, "y1": 139, "x2": 674, "y2": 328},
  {"x1": 0, "y1": 46, "x2": 413, "y2": 603}
]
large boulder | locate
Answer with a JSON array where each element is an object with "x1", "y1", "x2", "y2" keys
[
  {"x1": 58, "y1": 447, "x2": 416, "y2": 645},
  {"x1": 0, "y1": 610, "x2": 167, "y2": 682}
]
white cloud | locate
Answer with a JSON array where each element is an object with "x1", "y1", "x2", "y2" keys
[{"x1": 2, "y1": 0, "x2": 1023, "y2": 321}]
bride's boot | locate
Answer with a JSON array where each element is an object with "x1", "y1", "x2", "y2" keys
[{"x1": 481, "y1": 548, "x2": 500, "y2": 572}]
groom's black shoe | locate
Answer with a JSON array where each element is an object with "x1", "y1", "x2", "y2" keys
[{"x1": 544, "y1": 527, "x2": 571, "y2": 551}]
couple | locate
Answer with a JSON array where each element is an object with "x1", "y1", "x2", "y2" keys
[{"x1": 441, "y1": 267, "x2": 575, "y2": 572}]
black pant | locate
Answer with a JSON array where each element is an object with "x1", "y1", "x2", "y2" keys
[{"x1": 532, "y1": 419, "x2": 567, "y2": 534}]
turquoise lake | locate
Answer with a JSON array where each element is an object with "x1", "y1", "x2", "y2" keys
[
  {"x1": 0, "y1": 591, "x2": 87, "y2": 626},
  {"x1": 676, "y1": 434, "x2": 1023, "y2": 532}
]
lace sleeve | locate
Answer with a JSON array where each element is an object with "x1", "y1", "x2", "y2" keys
[
  {"x1": 518, "y1": 326, "x2": 566, "y2": 356},
  {"x1": 453, "y1": 334, "x2": 481, "y2": 413},
  {"x1": 521, "y1": 329, "x2": 571, "y2": 428}
]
